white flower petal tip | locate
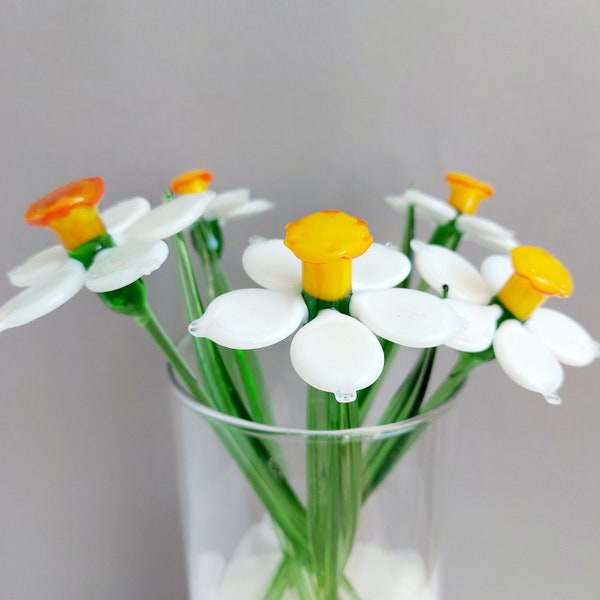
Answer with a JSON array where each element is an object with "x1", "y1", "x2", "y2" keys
[
  {"x1": 525, "y1": 308, "x2": 599, "y2": 367},
  {"x1": 350, "y1": 289, "x2": 465, "y2": 348},
  {"x1": 352, "y1": 243, "x2": 411, "y2": 291},
  {"x1": 493, "y1": 320, "x2": 564, "y2": 400},
  {"x1": 203, "y1": 189, "x2": 275, "y2": 222},
  {"x1": 125, "y1": 191, "x2": 216, "y2": 240},
  {"x1": 189, "y1": 289, "x2": 307, "y2": 350},
  {"x1": 100, "y1": 197, "x2": 151, "y2": 234},
  {"x1": 242, "y1": 239, "x2": 302, "y2": 293},
  {"x1": 410, "y1": 240, "x2": 492, "y2": 304},
  {"x1": 85, "y1": 241, "x2": 169, "y2": 292},
  {"x1": 290, "y1": 310, "x2": 384, "y2": 399},
  {"x1": 443, "y1": 300, "x2": 502, "y2": 352},
  {"x1": 0, "y1": 260, "x2": 85, "y2": 332},
  {"x1": 222, "y1": 199, "x2": 275, "y2": 221},
  {"x1": 456, "y1": 215, "x2": 519, "y2": 252},
  {"x1": 8, "y1": 245, "x2": 68, "y2": 287},
  {"x1": 204, "y1": 188, "x2": 250, "y2": 220},
  {"x1": 480, "y1": 254, "x2": 513, "y2": 295},
  {"x1": 385, "y1": 189, "x2": 457, "y2": 224}
]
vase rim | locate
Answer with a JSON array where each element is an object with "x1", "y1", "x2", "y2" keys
[{"x1": 168, "y1": 338, "x2": 456, "y2": 441}]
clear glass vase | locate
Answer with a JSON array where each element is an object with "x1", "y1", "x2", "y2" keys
[{"x1": 170, "y1": 342, "x2": 455, "y2": 600}]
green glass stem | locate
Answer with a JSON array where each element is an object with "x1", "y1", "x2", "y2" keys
[
  {"x1": 362, "y1": 348, "x2": 495, "y2": 503},
  {"x1": 140, "y1": 305, "x2": 310, "y2": 559},
  {"x1": 357, "y1": 340, "x2": 399, "y2": 422},
  {"x1": 99, "y1": 278, "x2": 311, "y2": 563},
  {"x1": 191, "y1": 219, "x2": 276, "y2": 428},
  {"x1": 306, "y1": 388, "x2": 362, "y2": 598},
  {"x1": 361, "y1": 347, "x2": 436, "y2": 501}
]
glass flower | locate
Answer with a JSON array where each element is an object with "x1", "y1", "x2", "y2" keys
[
  {"x1": 385, "y1": 172, "x2": 519, "y2": 252},
  {"x1": 189, "y1": 210, "x2": 466, "y2": 402},
  {"x1": 0, "y1": 177, "x2": 215, "y2": 331},
  {"x1": 411, "y1": 240, "x2": 599, "y2": 403},
  {"x1": 170, "y1": 169, "x2": 274, "y2": 224}
]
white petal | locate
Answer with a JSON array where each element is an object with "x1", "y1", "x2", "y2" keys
[
  {"x1": 203, "y1": 188, "x2": 250, "y2": 220},
  {"x1": 493, "y1": 320, "x2": 564, "y2": 403},
  {"x1": 352, "y1": 243, "x2": 411, "y2": 291},
  {"x1": 350, "y1": 288, "x2": 466, "y2": 348},
  {"x1": 0, "y1": 259, "x2": 85, "y2": 331},
  {"x1": 456, "y1": 216, "x2": 518, "y2": 252},
  {"x1": 8, "y1": 245, "x2": 68, "y2": 287},
  {"x1": 456, "y1": 214, "x2": 514, "y2": 237},
  {"x1": 222, "y1": 199, "x2": 275, "y2": 222},
  {"x1": 84, "y1": 240, "x2": 169, "y2": 292},
  {"x1": 385, "y1": 189, "x2": 457, "y2": 224},
  {"x1": 188, "y1": 289, "x2": 307, "y2": 350},
  {"x1": 125, "y1": 191, "x2": 216, "y2": 240},
  {"x1": 411, "y1": 240, "x2": 492, "y2": 304},
  {"x1": 100, "y1": 197, "x2": 151, "y2": 234},
  {"x1": 525, "y1": 308, "x2": 599, "y2": 367},
  {"x1": 443, "y1": 300, "x2": 502, "y2": 352},
  {"x1": 480, "y1": 254, "x2": 513, "y2": 295},
  {"x1": 242, "y1": 238, "x2": 302, "y2": 292},
  {"x1": 466, "y1": 233, "x2": 519, "y2": 253},
  {"x1": 290, "y1": 309, "x2": 384, "y2": 401}
]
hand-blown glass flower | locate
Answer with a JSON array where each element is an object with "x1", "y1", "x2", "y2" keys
[
  {"x1": 189, "y1": 210, "x2": 469, "y2": 402},
  {"x1": 411, "y1": 240, "x2": 599, "y2": 403},
  {"x1": 0, "y1": 177, "x2": 215, "y2": 331},
  {"x1": 385, "y1": 172, "x2": 519, "y2": 252},
  {"x1": 170, "y1": 169, "x2": 274, "y2": 224}
]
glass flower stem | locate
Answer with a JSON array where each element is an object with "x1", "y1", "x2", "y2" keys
[
  {"x1": 421, "y1": 347, "x2": 495, "y2": 413},
  {"x1": 138, "y1": 303, "x2": 311, "y2": 558},
  {"x1": 361, "y1": 347, "x2": 436, "y2": 500},
  {"x1": 306, "y1": 387, "x2": 362, "y2": 597},
  {"x1": 263, "y1": 560, "x2": 290, "y2": 600},
  {"x1": 362, "y1": 348, "x2": 496, "y2": 502},
  {"x1": 191, "y1": 219, "x2": 275, "y2": 428},
  {"x1": 357, "y1": 204, "x2": 415, "y2": 422}
]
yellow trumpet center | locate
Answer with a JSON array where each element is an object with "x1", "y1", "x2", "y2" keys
[
  {"x1": 284, "y1": 210, "x2": 373, "y2": 301},
  {"x1": 497, "y1": 246, "x2": 573, "y2": 320},
  {"x1": 24, "y1": 177, "x2": 106, "y2": 251},
  {"x1": 170, "y1": 169, "x2": 213, "y2": 195},
  {"x1": 446, "y1": 172, "x2": 494, "y2": 215}
]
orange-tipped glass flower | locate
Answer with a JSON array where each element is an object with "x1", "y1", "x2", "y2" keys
[
  {"x1": 446, "y1": 172, "x2": 494, "y2": 215},
  {"x1": 189, "y1": 210, "x2": 470, "y2": 401},
  {"x1": 170, "y1": 168, "x2": 274, "y2": 224},
  {"x1": 0, "y1": 178, "x2": 216, "y2": 332},
  {"x1": 284, "y1": 210, "x2": 373, "y2": 301},
  {"x1": 170, "y1": 169, "x2": 214, "y2": 195},
  {"x1": 411, "y1": 240, "x2": 597, "y2": 403},
  {"x1": 497, "y1": 246, "x2": 573, "y2": 320},
  {"x1": 25, "y1": 177, "x2": 106, "y2": 251}
]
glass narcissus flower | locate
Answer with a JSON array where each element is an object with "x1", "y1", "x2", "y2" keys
[
  {"x1": 0, "y1": 177, "x2": 215, "y2": 331},
  {"x1": 170, "y1": 169, "x2": 274, "y2": 224},
  {"x1": 385, "y1": 172, "x2": 519, "y2": 252},
  {"x1": 411, "y1": 240, "x2": 599, "y2": 403},
  {"x1": 189, "y1": 210, "x2": 467, "y2": 402}
]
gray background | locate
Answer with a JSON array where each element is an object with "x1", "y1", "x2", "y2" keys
[{"x1": 1, "y1": 1, "x2": 599, "y2": 599}]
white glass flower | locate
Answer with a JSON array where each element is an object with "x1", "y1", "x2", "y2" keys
[
  {"x1": 0, "y1": 177, "x2": 215, "y2": 331},
  {"x1": 385, "y1": 173, "x2": 518, "y2": 252},
  {"x1": 189, "y1": 211, "x2": 466, "y2": 402},
  {"x1": 411, "y1": 240, "x2": 598, "y2": 403},
  {"x1": 170, "y1": 169, "x2": 274, "y2": 224}
]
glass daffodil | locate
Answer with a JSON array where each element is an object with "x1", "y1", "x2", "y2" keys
[
  {"x1": 411, "y1": 240, "x2": 599, "y2": 403},
  {"x1": 170, "y1": 169, "x2": 274, "y2": 224},
  {"x1": 189, "y1": 210, "x2": 467, "y2": 402},
  {"x1": 0, "y1": 177, "x2": 215, "y2": 331},
  {"x1": 385, "y1": 172, "x2": 519, "y2": 252}
]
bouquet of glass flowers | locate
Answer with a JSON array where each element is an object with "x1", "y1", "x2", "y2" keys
[{"x1": 1, "y1": 170, "x2": 596, "y2": 599}]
